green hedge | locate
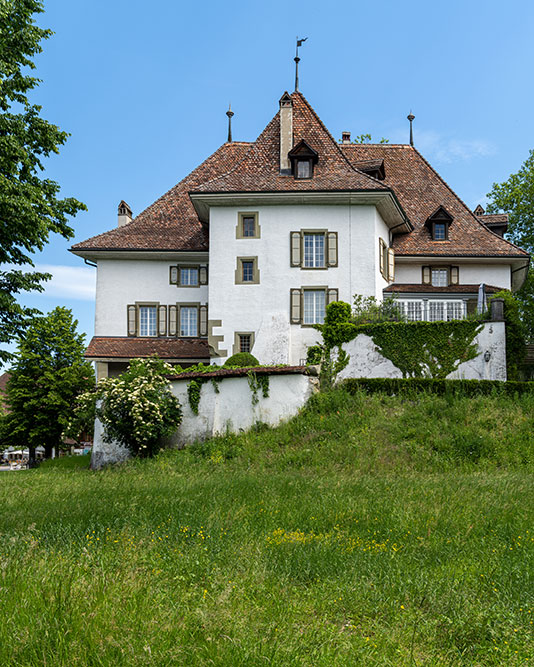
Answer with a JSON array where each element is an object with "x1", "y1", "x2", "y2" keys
[{"x1": 342, "y1": 377, "x2": 534, "y2": 397}]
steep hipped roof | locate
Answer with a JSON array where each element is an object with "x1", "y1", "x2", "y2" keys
[
  {"x1": 71, "y1": 142, "x2": 251, "y2": 252},
  {"x1": 193, "y1": 92, "x2": 388, "y2": 194},
  {"x1": 340, "y1": 144, "x2": 527, "y2": 259}
]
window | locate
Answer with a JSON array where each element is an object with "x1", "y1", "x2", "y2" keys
[
  {"x1": 180, "y1": 306, "x2": 198, "y2": 337},
  {"x1": 236, "y1": 212, "x2": 260, "y2": 239},
  {"x1": 180, "y1": 267, "x2": 198, "y2": 286},
  {"x1": 290, "y1": 231, "x2": 338, "y2": 268},
  {"x1": 290, "y1": 287, "x2": 339, "y2": 325},
  {"x1": 235, "y1": 257, "x2": 259, "y2": 284},
  {"x1": 433, "y1": 223, "x2": 446, "y2": 240},
  {"x1": 303, "y1": 290, "x2": 326, "y2": 324},
  {"x1": 401, "y1": 301, "x2": 423, "y2": 321},
  {"x1": 139, "y1": 306, "x2": 157, "y2": 336},
  {"x1": 431, "y1": 268, "x2": 448, "y2": 287},
  {"x1": 169, "y1": 265, "x2": 208, "y2": 286},
  {"x1": 303, "y1": 233, "x2": 325, "y2": 268},
  {"x1": 233, "y1": 331, "x2": 255, "y2": 355},
  {"x1": 296, "y1": 160, "x2": 311, "y2": 179},
  {"x1": 397, "y1": 300, "x2": 466, "y2": 322}
]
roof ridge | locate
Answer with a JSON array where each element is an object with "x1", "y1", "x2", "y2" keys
[
  {"x1": 292, "y1": 92, "x2": 387, "y2": 188},
  {"x1": 412, "y1": 147, "x2": 528, "y2": 256}
]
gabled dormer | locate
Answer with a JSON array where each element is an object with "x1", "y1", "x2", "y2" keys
[
  {"x1": 288, "y1": 140, "x2": 319, "y2": 180},
  {"x1": 425, "y1": 206, "x2": 454, "y2": 240}
]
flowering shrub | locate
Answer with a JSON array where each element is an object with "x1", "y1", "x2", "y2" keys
[{"x1": 75, "y1": 357, "x2": 182, "y2": 457}]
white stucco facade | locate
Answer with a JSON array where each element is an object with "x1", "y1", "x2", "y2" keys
[
  {"x1": 394, "y1": 261, "x2": 512, "y2": 290},
  {"x1": 207, "y1": 203, "x2": 389, "y2": 365}
]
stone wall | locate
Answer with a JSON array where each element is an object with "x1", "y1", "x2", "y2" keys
[{"x1": 335, "y1": 321, "x2": 506, "y2": 383}]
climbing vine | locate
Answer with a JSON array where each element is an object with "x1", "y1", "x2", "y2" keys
[
  {"x1": 315, "y1": 300, "x2": 483, "y2": 380},
  {"x1": 187, "y1": 379, "x2": 204, "y2": 415},
  {"x1": 247, "y1": 371, "x2": 270, "y2": 406}
]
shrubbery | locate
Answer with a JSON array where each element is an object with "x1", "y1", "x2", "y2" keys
[{"x1": 223, "y1": 352, "x2": 259, "y2": 368}]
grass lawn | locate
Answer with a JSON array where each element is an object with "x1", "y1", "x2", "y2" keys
[{"x1": 1, "y1": 388, "x2": 533, "y2": 665}]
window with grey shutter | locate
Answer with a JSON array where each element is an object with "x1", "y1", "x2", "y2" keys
[
  {"x1": 290, "y1": 232, "x2": 301, "y2": 267},
  {"x1": 168, "y1": 305, "x2": 177, "y2": 336},
  {"x1": 199, "y1": 305, "x2": 208, "y2": 336},
  {"x1": 199, "y1": 266, "x2": 208, "y2": 285},
  {"x1": 327, "y1": 232, "x2": 338, "y2": 267},
  {"x1": 450, "y1": 266, "x2": 459, "y2": 285},
  {"x1": 127, "y1": 305, "x2": 137, "y2": 336},
  {"x1": 422, "y1": 266, "x2": 431, "y2": 285},
  {"x1": 290, "y1": 288, "x2": 302, "y2": 323},
  {"x1": 158, "y1": 305, "x2": 167, "y2": 336},
  {"x1": 327, "y1": 288, "x2": 339, "y2": 305}
]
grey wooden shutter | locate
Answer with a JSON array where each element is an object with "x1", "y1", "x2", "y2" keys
[
  {"x1": 327, "y1": 232, "x2": 338, "y2": 267},
  {"x1": 450, "y1": 266, "x2": 459, "y2": 285},
  {"x1": 127, "y1": 305, "x2": 137, "y2": 337},
  {"x1": 169, "y1": 266, "x2": 178, "y2": 285},
  {"x1": 199, "y1": 305, "x2": 208, "y2": 336},
  {"x1": 387, "y1": 248, "x2": 395, "y2": 282},
  {"x1": 168, "y1": 305, "x2": 177, "y2": 336},
  {"x1": 158, "y1": 305, "x2": 167, "y2": 336},
  {"x1": 290, "y1": 232, "x2": 301, "y2": 267},
  {"x1": 422, "y1": 266, "x2": 431, "y2": 285},
  {"x1": 199, "y1": 266, "x2": 208, "y2": 285},
  {"x1": 327, "y1": 288, "x2": 339, "y2": 305},
  {"x1": 290, "y1": 289, "x2": 302, "y2": 323},
  {"x1": 379, "y1": 239, "x2": 386, "y2": 277}
]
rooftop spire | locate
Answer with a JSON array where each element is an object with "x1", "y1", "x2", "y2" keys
[
  {"x1": 226, "y1": 103, "x2": 234, "y2": 143},
  {"x1": 407, "y1": 111, "x2": 415, "y2": 147},
  {"x1": 294, "y1": 36, "x2": 307, "y2": 92}
]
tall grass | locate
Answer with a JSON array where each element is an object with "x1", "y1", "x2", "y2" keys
[{"x1": 1, "y1": 389, "x2": 533, "y2": 665}]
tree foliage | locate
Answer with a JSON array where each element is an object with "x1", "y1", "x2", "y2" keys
[
  {"x1": 0, "y1": 0, "x2": 86, "y2": 362},
  {"x1": 486, "y1": 149, "x2": 534, "y2": 340},
  {"x1": 3, "y1": 307, "x2": 94, "y2": 460},
  {"x1": 75, "y1": 358, "x2": 183, "y2": 459}
]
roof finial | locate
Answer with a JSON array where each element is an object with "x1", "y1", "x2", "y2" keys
[
  {"x1": 226, "y1": 103, "x2": 234, "y2": 143},
  {"x1": 407, "y1": 111, "x2": 415, "y2": 147},
  {"x1": 294, "y1": 36, "x2": 307, "y2": 92}
]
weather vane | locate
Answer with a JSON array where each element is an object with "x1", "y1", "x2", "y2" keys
[{"x1": 294, "y1": 37, "x2": 308, "y2": 92}]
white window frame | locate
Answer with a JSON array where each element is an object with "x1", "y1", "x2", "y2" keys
[
  {"x1": 303, "y1": 289, "x2": 326, "y2": 325},
  {"x1": 139, "y1": 305, "x2": 157, "y2": 337},
  {"x1": 179, "y1": 306, "x2": 198, "y2": 337}
]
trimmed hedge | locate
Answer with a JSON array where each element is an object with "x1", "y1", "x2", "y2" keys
[{"x1": 342, "y1": 377, "x2": 534, "y2": 397}]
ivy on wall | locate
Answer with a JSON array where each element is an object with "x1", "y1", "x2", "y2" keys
[
  {"x1": 184, "y1": 368, "x2": 271, "y2": 413},
  {"x1": 316, "y1": 301, "x2": 482, "y2": 380}
]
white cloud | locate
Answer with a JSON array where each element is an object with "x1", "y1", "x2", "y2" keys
[
  {"x1": 35, "y1": 264, "x2": 96, "y2": 301},
  {"x1": 415, "y1": 130, "x2": 496, "y2": 164}
]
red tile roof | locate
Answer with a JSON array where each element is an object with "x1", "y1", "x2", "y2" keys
[
  {"x1": 71, "y1": 143, "x2": 251, "y2": 252},
  {"x1": 71, "y1": 92, "x2": 528, "y2": 262},
  {"x1": 85, "y1": 337, "x2": 210, "y2": 360},
  {"x1": 383, "y1": 283, "x2": 503, "y2": 294},
  {"x1": 340, "y1": 144, "x2": 527, "y2": 258},
  {"x1": 193, "y1": 93, "x2": 387, "y2": 194}
]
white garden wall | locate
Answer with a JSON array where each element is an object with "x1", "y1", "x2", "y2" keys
[{"x1": 335, "y1": 321, "x2": 506, "y2": 382}]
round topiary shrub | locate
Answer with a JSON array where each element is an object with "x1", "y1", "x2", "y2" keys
[{"x1": 223, "y1": 352, "x2": 259, "y2": 368}]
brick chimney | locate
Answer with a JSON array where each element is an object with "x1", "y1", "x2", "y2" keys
[
  {"x1": 342, "y1": 131, "x2": 351, "y2": 144},
  {"x1": 279, "y1": 92, "x2": 293, "y2": 175},
  {"x1": 117, "y1": 200, "x2": 132, "y2": 227}
]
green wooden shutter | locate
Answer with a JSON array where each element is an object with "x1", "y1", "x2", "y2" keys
[
  {"x1": 127, "y1": 305, "x2": 137, "y2": 337},
  {"x1": 327, "y1": 232, "x2": 338, "y2": 267},
  {"x1": 290, "y1": 232, "x2": 301, "y2": 267},
  {"x1": 199, "y1": 305, "x2": 208, "y2": 336},
  {"x1": 387, "y1": 248, "x2": 395, "y2": 282},
  {"x1": 158, "y1": 305, "x2": 167, "y2": 336},
  {"x1": 450, "y1": 266, "x2": 459, "y2": 285},
  {"x1": 290, "y1": 289, "x2": 302, "y2": 323},
  {"x1": 422, "y1": 266, "x2": 431, "y2": 285},
  {"x1": 327, "y1": 288, "x2": 339, "y2": 305},
  {"x1": 199, "y1": 266, "x2": 208, "y2": 285},
  {"x1": 168, "y1": 305, "x2": 177, "y2": 336}
]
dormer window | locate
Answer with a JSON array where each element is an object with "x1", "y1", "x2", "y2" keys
[
  {"x1": 288, "y1": 140, "x2": 318, "y2": 180},
  {"x1": 425, "y1": 206, "x2": 454, "y2": 241}
]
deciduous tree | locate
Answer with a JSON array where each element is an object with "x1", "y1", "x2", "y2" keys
[
  {"x1": 486, "y1": 149, "x2": 534, "y2": 340},
  {"x1": 4, "y1": 307, "x2": 94, "y2": 462},
  {"x1": 0, "y1": 0, "x2": 86, "y2": 362}
]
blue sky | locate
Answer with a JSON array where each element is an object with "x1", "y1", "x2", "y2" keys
[{"x1": 7, "y1": 0, "x2": 534, "y2": 364}]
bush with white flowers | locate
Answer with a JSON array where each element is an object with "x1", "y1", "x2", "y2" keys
[{"x1": 75, "y1": 357, "x2": 182, "y2": 457}]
